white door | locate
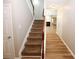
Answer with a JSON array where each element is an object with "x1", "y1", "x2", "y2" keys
[{"x1": 3, "y1": 3, "x2": 15, "y2": 59}]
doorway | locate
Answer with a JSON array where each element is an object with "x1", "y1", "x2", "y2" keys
[
  {"x1": 51, "y1": 15, "x2": 57, "y2": 29},
  {"x1": 45, "y1": 8, "x2": 57, "y2": 30},
  {"x1": 3, "y1": 2, "x2": 15, "y2": 59}
]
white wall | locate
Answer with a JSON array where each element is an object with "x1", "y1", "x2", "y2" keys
[
  {"x1": 57, "y1": 0, "x2": 75, "y2": 56},
  {"x1": 57, "y1": 8, "x2": 63, "y2": 37},
  {"x1": 33, "y1": 0, "x2": 44, "y2": 20},
  {"x1": 26, "y1": 0, "x2": 33, "y2": 15},
  {"x1": 44, "y1": 0, "x2": 66, "y2": 9},
  {"x1": 44, "y1": 9, "x2": 57, "y2": 16},
  {"x1": 12, "y1": 0, "x2": 33, "y2": 57}
]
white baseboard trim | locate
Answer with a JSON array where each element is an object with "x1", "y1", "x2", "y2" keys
[
  {"x1": 19, "y1": 18, "x2": 34, "y2": 57},
  {"x1": 56, "y1": 32, "x2": 75, "y2": 58}
]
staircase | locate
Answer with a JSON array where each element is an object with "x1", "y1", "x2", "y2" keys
[{"x1": 21, "y1": 20, "x2": 44, "y2": 59}]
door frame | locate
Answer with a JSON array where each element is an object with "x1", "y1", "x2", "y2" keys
[{"x1": 3, "y1": 2, "x2": 15, "y2": 59}]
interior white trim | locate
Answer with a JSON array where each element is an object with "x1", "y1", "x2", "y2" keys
[
  {"x1": 56, "y1": 32, "x2": 75, "y2": 58},
  {"x1": 44, "y1": 18, "x2": 46, "y2": 59},
  {"x1": 19, "y1": 18, "x2": 34, "y2": 58}
]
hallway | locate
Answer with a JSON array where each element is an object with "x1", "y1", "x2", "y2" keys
[
  {"x1": 46, "y1": 25, "x2": 74, "y2": 59},
  {"x1": 3, "y1": 0, "x2": 75, "y2": 59}
]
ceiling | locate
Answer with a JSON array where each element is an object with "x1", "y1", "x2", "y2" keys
[{"x1": 44, "y1": 0, "x2": 68, "y2": 9}]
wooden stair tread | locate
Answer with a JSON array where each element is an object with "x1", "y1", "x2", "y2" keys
[
  {"x1": 29, "y1": 32, "x2": 42, "y2": 37},
  {"x1": 22, "y1": 57, "x2": 40, "y2": 59},
  {"x1": 33, "y1": 21, "x2": 44, "y2": 23},
  {"x1": 31, "y1": 29, "x2": 42, "y2": 32},
  {"x1": 33, "y1": 22, "x2": 44, "y2": 24},
  {"x1": 25, "y1": 39, "x2": 41, "y2": 45},
  {"x1": 34, "y1": 20, "x2": 44, "y2": 21},
  {"x1": 31, "y1": 31, "x2": 42, "y2": 34},
  {"x1": 28, "y1": 35, "x2": 42, "y2": 39},
  {"x1": 22, "y1": 45, "x2": 41, "y2": 56},
  {"x1": 32, "y1": 24, "x2": 43, "y2": 27},
  {"x1": 32, "y1": 27, "x2": 43, "y2": 30},
  {"x1": 25, "y1": 46, "x2": 41, "y2": 53},
  {"x1": 34, "y1": 20, "x2": 44, "y2": 22},
  {"x1": 27, "y1": 36, "x2": 42, "y2": 39},
  {"x1": 32, "y1": 26, "x2": 43, "y2": 28},
  {"x1": 29, "y1": 32, "x2": 42, "y2": 34},
  {"x1": 33, "y1": 22, "x2": 43, "y2": 24}
]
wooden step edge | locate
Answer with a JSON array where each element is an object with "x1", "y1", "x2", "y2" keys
[
  {"x1": 28, "y1": 36, "x2": 42, "y2": 39},
  {"x1": 25, "y1": 42, "x2": 42, "y2": 46},
  {"x1": 25, "y1": 41, "x2": 42, "y2": 44},
  {"x1": 30, "y1": 31, "x2": 43, "y2": 34},
  {"x1": 22, "y1": 52, "x2": 41, "y2": 55},
  {"x1": 21, "y1": 56, "x2": 41, "y2": 59},
  {"x1": 25, "y1": 45, "x2": 41, "y2": 47},
  {"x1": 31, "y1": 27, "x2": 43, "y2": 29},
  {"x1": 33, "y1": 22, "x2": 44, "y2": 25},
  {"x1": 28, "y1": 37, "x2": 42, "y2": 39},
  {"x1": 22, "y1": 53, "x2": 41, "y2": 56},
  {"x1": 29, "y1": 32, "x2": 42, "y2": 34},
  {"x1": 21, "y1": 56, "x2": 41, "y2": 57},
  {"x1": 34, "y1": 20, "x2": 44, "y2": 21},
  {"x1": 33, "y1": 24, "x2": 44, "y2": 26}
]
